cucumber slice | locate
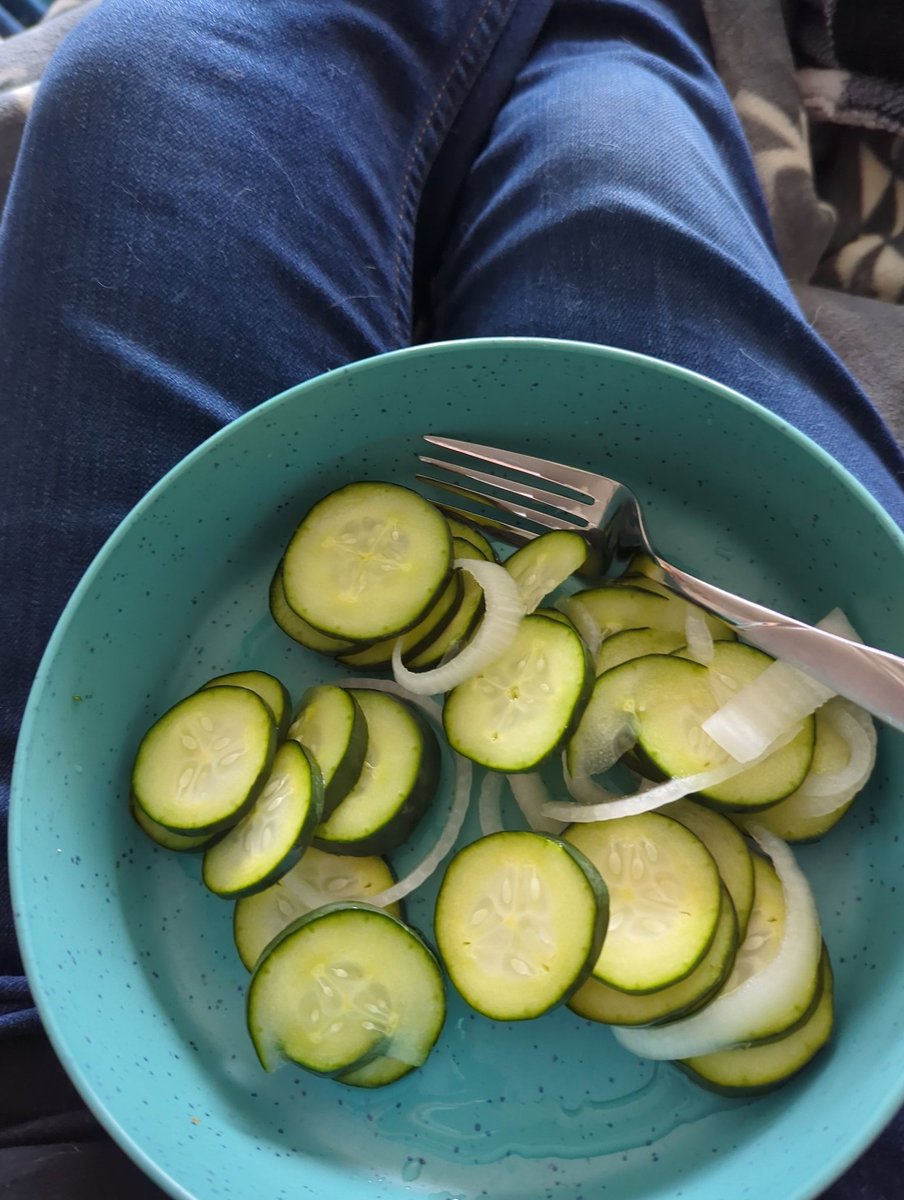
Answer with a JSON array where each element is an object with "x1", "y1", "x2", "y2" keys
[
  {"x1": 337, "y1": 1054, "x2": 416, "y2": 1089},
  {"x1": 269, "y1": 562, "x2": 354, "y2": 655},
  {"x1": 503, "y1": 531, "x2": 588, "y2": 613},
  {"x1": 434, "y1": 831, "x2": 608, "y2": 1020},
  {"x1": 287, "y1": 684, "x2": 368, "y2": 816},
  {"x1": 535, "y1": 606, "x2": 579, "y2": 631},
  {"x1": 715, "y1": 852, "x2": 822, "y2": 1044},
  {"x1": 750, "y1": 699, "x2": 876, "y2": 842},
  {"x1": 314, "y1": 689, "x2": 440, "y2": 855},
  {"x1": 130, "y1": 798, "x2": 220, "y2": 852},
  {"x1": 621, "y1": 552, "x2": 665, "y2": 583},
  {"x1": 567, "y1": 583, "x2": 734, "y2": 643},
  {"x1": 565, "y1": 813, "x2": 722, "y2": 993},
  {"x1": 201, "y1": 670, "x2": 291, "y2": 739},
  {"x1": 336, "y1": 570, "x2": 464, "y2": 670},
  {"x1": 569, "y1": 884, "x2": 738, "y2": 1025},
  {"x1": 201, "y1": 741, "x2": 323, "y2": 898},
  {"x1": 132, "y1": 685, "x2": 276, "y2": 834},
  {"x1": 680, "y1": 951, "x2": 834, "y2": 1094},
  {"x1": 445, "y1": 516, "x2": 497, "y2": 561},
  {"x1": 403, "y1": 543, "x2": 486, "y2": 671},
  {"x1": 282, "y1": 482, "x2": 453, "y2": 642},
  {"x1": 664, "y1": 799, "x2": 755, "y2": 939},
  {"x1": 247, "y1": 902, "x2": 445, "y2": 1077},
  {"x1": 443, "y1": 613, "x2": 593, "y2": 773},
  {"x1": 690, "y1": 643, "x2": 815, "y2": 808},
  {"x1": 566, "y1": 651, "x2": 814, "y2": 811},
  {"x1": 233, "y1": 847, "x2": 402, "y2": 971},
  {"x1": 563, "y1": 585, "x2": 672, "y2": 641},
  {"x1": 594, "y1": 627, "x2": 686, "y2": 675}
]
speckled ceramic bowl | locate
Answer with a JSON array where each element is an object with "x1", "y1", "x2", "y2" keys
[{"x1": 10, "y1": 338, "x2": 904, "y2": 1200}]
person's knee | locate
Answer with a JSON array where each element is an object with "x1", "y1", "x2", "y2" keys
[
  {"x1": 28, "y1": 0, "x2": 239, "y2": 156},
  {"x1": 519, "y1": 47, "x2": 741, "y2": 228}
]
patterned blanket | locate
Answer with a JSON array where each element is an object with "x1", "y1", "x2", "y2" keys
[
  {"x1": 1, "y1": 0, "x2": 903, "y2": 439},
  {"x1": 701, "y1": 0, "x2": 904, "y2": 440}
]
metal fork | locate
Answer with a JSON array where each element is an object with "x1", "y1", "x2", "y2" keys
[{"x1": 418, "y1": 435, "x2": 904, "y2": 733}]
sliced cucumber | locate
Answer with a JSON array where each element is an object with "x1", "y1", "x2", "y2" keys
[
  {"x1": 566, "y1": 652, "x2": 814, "y2": 811},
  {"x1": 132, "y1": 685, "x2": 276, "y2": 834},
  {"x1": 569, "y1": 884, "x2": 738, "y2": 1026},
  {"x1": 503, "y1": 531, "x2": 588, "y2": 613},
  {"x1": 714, "y1": 852, "x2": 822, "y2": 1044},
  {"x1": 567, "y1": 583, "x2": 734, "y2": 643},
  {"x1": 680, "y1": 950, "x2": 833, "y2": 1094},
  {"x1": 337, "y1": 1054, "x2": 417, "y2": 1089},
  {"x1": 247, "y1": 902, "x2": 445, "y2": 1077},
  {"x1": 233, "y1": 847, "x2": 402, "y2": 971},
  {"x1": 535, "y1": 606, "x2": 579, "y2": 631},
  {"x1": 201, "y1": 670, "x2": 291, "y2": 739},
  {"x1": 269, "y1": 562, "x2": 354, "y2": 655},
  {"x1": 690, "y1": 643, "x2": 815, "y2": 808},
  {"x1": 287, "y1": 684, "x2": 367, "y2": 816},
  {"x1": 751, "y1": 699, "x2": 876, "y2": 842},
  {"x1": 594, "y1": 627, "x2": 686, "y2": 675},
  {"x1": 443, "y1": 613, "x2": 593, "y2": 773},
  {"x1": 565, "y1": 812, "x2": 722, "y2": 993},
  {"x1": 282, "y1": 482, "x2": 452, "y2": 642},
  {"x1": 434, "y1": 831, "x2": 608, "y2": 1020},
  {"x1": 314, "y1": 688, "x2": 440, "y2": 855},
  {"x1": 130, "y1": 798, "x2": 220, "y2": 852},
  {"x1": 613, "y1": 576, "x2": 737, "y2": 642},
  {"x1": 620, "y1": 552, "x2": 666, "y2": 584},
  {"x1": 336, "y1": 570, "x2": 464, "y2": 670},
  {"x1": 403, "y1": 542, "x2": 486, "y2": 671},
  {"x1": 445, "y1": 516, "x2": 497, "y2": 562},
  {"x1": 663, "y1": 799, "x2": 755, "y2": 939},
  {"x1": 201, "y1": 741, "x2": 323, "y2": 898},
  {"x1": 563, "y1": 585, "x2": 672, "y2": 641}
]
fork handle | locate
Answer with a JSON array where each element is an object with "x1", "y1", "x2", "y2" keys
[{"x1": 658, "y1": 563, "x2": 904, "y2": 733}]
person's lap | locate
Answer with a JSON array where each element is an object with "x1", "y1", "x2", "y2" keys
[
  {"x1": 434, "y1": 0, "x2": 904, "y2": 519},
  {"x1": 1, "y1": 0, "x2": 902, "y2": 1195}
]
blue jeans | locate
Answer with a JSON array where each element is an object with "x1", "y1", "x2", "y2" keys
[{"x1": 1, "y1": 0, "x2": 902, "y2": 1195}]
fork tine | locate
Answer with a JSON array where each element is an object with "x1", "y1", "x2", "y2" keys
[
  {"x1": 432, "y1": 502, "x2": 536, "y2": 548},
  {"x1": 418, "y1": 454, "x2": 593, "y2": 524},
  {"x1": 415, "y1": 473, "x2": 586, "y2": 536},
  {"x1": 423, "y1": 435, "x2": 596, "y2": 495}
]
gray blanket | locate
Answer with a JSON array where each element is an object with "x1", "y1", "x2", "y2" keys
[{"x1": 2, "y1": 0, "x2": 903, "y2": 444}]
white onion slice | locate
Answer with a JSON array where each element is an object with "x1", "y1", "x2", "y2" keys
[
  {"x1": 701, "y1": 609, "x2": 863, "y2": 764},
  {"x1": 557, "y1": 596, "x2": 602, "y2": 656},
  {"x1": 613, "y1": 825, "x2": 822, "y2": 1060},
  {"x1": 546, "y1": 727, "x2": 800, "y2": 823},
  {"x1": 701, "y1": 660, "x2": 833, "y2": 764},
  {"x1": 391, "y1": 558, "x2": 524, "y2": 695},
  {"x1": 507, "y1": 771, "x2": 567, "y2": 834},
  {"x1": 337, "y1": 678, "x2": 471, "y2": 906},
  {"x1": 795, "y1": 701, "x2": 877, "y2": 806},
  {"x1": 477, "y1": 771, "x2": 504, "y2": 836},
  {"x1": 816, "y1": 607, "x2": 864, "y2": 643},
  {"x1": 549, "y1": 760, "x2": 744, "y2": 823},
  {"x1": 684, "y1": 609, "x2": 715, "y2": 665}
]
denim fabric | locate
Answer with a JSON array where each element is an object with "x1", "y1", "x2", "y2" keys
[
  {"x1": 0, "y1": 0, "x2": 551, "y2": 996},
  {"x1": 434, "y1": 0, "x2": 904, "y2": 523},
  {"x1": 1, "y1": 0, "x2": 46, "y2": 28},
  {"x1": 1, "y1": 0, "x2": 902, "y2": 1194}
]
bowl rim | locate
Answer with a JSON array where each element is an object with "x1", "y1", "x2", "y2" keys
[{"x1": 9, "y1": 334, "x2": 904, "y2": 1200}]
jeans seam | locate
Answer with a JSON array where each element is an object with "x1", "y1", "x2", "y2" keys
[{"x1": 391, "y1": 0, "x2": 517, "y2": 344}]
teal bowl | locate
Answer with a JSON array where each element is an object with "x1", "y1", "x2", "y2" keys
[{"x1": 10, "y1": 337, "x2": 904, "y2": 1200}]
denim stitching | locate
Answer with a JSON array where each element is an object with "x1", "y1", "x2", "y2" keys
[{"x1": 391, "y1": 0, "x2": 517, "y2": 343}]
